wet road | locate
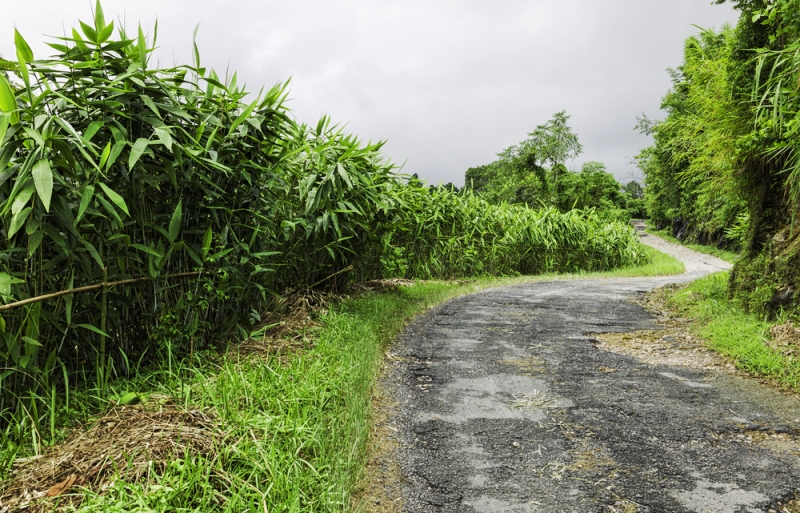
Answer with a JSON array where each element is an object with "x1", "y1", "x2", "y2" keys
[{"x1": 385, "y1": 229, "x2": 800, "y2": 512}]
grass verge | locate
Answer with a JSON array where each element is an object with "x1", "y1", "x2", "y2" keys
[
  {"x1": 2, "y1": 246, "x2": 685, "y2": 512},
  {"x1": 650, "y1": 271, "x2": 800, "y2": 390},
  {"x1": 644, "y1": 224, "x2": 739, "y2": 263}
]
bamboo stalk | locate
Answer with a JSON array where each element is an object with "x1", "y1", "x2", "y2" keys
[
  {"x1": 100, "y1": 265, "x2": 108, "y2": 391},
  {"x1": 0, "y1": 272, "x2": 204, "y2": 312},
  {"x1": 308, "y1": 265, "x2": 354, "y2": 289}
]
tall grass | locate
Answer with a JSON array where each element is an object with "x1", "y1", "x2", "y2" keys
[{"x1": 0, "y1": 2, "x2": 647, "y2": 456}]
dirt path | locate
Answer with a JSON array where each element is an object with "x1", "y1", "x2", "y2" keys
[{"x1": 376, "y1": 226, "x2": 800, "y2": 512}]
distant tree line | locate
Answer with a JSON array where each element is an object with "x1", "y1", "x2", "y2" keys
[{"x1": 461, "y1": 111, "x2": 646, "y2": 221}]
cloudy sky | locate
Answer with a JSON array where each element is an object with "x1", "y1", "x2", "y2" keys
[{"x1": 2, "y1": 1, "x2": 738, "y2": 186}]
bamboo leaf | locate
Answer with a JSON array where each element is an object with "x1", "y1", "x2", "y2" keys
[
  {"x1": 99, "y1": 142, "x2": 111, "y2": 168},
  {"x1": 0, "y1": 272, "x2": 24, "y2": 298},
  {"x1": 31, "y1": 159, "x2": 54, "y2": 212},
  {"x1": 228, "y1": 96, "x2": 259, "y2": 136},
  {"x1": 94, "y1": 0, "x2": 106, "y2": 32},
  {"x1": 168, "y1": 200, "x2": 182, "y2": 243},
  {"x1": 107, "y1": 140, "x2": 125, "y2": 170},
  {"x1": 22, "y1": 336, "x2": 42, "y2": 348},
  {"x1": 118, "y1": 392, "x2": 140, "y2": 405},
  {"x1": 337, "y1": 163, "x2": 354, "y2": 190},
  {"x1": 76, "y1": 324, "x2": 110, "y2": 337},
  {"x1": 141, "y1": 95, "x2": 160, "y2": 118},
  {"x1": 137, "y1": 25, "x2": 147, "y2": 69},
  {"x1": 128, "y1": 138, "x2": 149, "y2": 169},
  {"x1": 14, "y1": 29, "x2": 32, "y2": 95},
  {"x1": 65, "y1": 271, "x2": 74, "y2": 325},
  {"x1": 0, "y1": 113, "x2": 9, "y2": 143},
  {"x1": 98, "y1": 20, "x2": 115, "y2": 44},
  {"x1": 80, "y1": 239, "x2": 104, "y2": 269},
  {"x1": 84, "y1": 120, "x2": 104, "y2": 141},
  {"x1": 11, "y1": 181, "x2": 35, "y2": 215},
  {"x1": 130, "y1": 244, "x2": 163, "y2": 258},
  {"x1": 80, "y1": 21, "x2": 98, "y2": 44},
  {"x1": 202, "y1": 225, "x2": 213, "y2": 259},
  {"x1": 75, "y1": 184, "x2": 95, "y2": 224},
  {"x1": 192, "y1": 23, "x2": 201, "y2": 68},
  {"x1": 97, "y1": 195, "x2": 124, "y2": 229},
  {"x1": 154, "y1": 127, "x2": 173, "y2": 151},
  {"x1": 42, "y1": 224, "x2": 69, "y2": 255},
  {"x1": 202, "y1": 76, "x2": 227, "y2": 92},
  {"x1": 71, "y1": 28, "x2": 90, "y2": 53},
  {"x1": 98, "y1": 183, "x2": 130, "y2": 216},
  {"x1": 8, "y1": 207, "x2": 31, "y2": 239},
  {"x1": 13, "y1": 29, "x2": 33, "y2": 62},
  {"x1": 0, "y1": 75, "x2": 19, "y2": 125}
]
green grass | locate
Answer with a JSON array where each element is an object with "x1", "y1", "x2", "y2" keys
[
  {"x1": 656, "y1": 272, "x2": 800, "y2": 390},
  {"x1": 480, "y1": 245, "x2": 684, "y2": 283},
  {"x1": 583, "y1": 244, "x2": 685, "y2": 277},
  {"x1": 645, "y1": 224, "x2": 739, "y2": 263},
  {"x1": 6, "y1": 246, "x2": 685, "y2": 512}
]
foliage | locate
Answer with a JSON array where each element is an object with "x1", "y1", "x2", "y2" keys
[
  {"x1": 0, "y1": 3, "x2": 647, "y2": 455},
  {"x1": 385, "y1": 188, "x2": 648, "y2": 280},
  {"x1": 636, "y1": 26, "x2": 749, "y2": 247},
  {"x1": 638, "y1": 1, "x2": 800, "y2": 317},
  {"x1": 464, "y1": 114, "x2": 643, "y2": 218},
  {"x1": 495, "y1": 110, "x2": 583, "y2": 200}
]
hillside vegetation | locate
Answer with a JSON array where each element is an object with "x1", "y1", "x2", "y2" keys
[
  {"x1": 0, "y1": 3, "x2": 646, "y2": 462},
  {"x1": 637, "y1": 0, "x2": 800, "y2": 318}
]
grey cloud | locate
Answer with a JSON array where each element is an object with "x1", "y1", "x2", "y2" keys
[{"x1": 2, "y1": 0, "x2": 738, "y2": 185}]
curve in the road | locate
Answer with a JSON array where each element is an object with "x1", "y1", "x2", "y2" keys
[{"x1": 384, "y1": 227, "x2": 800, "y2": 513}]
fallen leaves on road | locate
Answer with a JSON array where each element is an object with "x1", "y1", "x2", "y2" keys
[{"x1": 591, "y1": 329, "x2": 730, "y2": 371}]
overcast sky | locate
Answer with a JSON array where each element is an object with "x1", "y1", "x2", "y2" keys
[{"x1": 2, "y1": 1, "x2": 738, "y2": 186}]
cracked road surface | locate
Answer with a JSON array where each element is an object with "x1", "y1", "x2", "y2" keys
[{"x1": 385, "y1": 227, "x2": 800, "y2": 512}]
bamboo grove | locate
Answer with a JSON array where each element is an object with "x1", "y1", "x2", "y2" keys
[
  {"x1": 0, "y1": 4, "x2": 646, "y2": 448},
  {"x1": 637, "y1": 0, "x2": 800, "y2": 317}
]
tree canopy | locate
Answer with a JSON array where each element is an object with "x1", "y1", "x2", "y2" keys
[{"x1": 464, "y1": 112, "x2": 644, "y2": 219}]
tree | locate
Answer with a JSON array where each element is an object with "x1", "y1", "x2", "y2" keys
[
  {"x1": 497, "y1": 111, "x2": 583, "y2": 198},
  {"x1": 464, "y1": 165, "x2": 491, "y2": 193},
  {"x1": 555, "y1": 162, "x2": 625, "y2": 212},
  {"x1": 623, "y1": 181, "x2": 644, "y2": 200}
]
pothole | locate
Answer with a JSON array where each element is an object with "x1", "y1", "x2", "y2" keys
[{"x1": 500, "y1": 356, "x2": 546, "y2": 375}]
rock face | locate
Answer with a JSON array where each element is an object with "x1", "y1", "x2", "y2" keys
[{"x1": 382, "y1": 233, "x2": 800, "y2": 512}]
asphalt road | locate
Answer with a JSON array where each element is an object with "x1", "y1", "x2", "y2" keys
[{"x1": 384, "y1": 227, "x2": 800, "y2": 512}]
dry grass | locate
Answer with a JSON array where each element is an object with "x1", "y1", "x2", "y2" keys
[
  {"x1": 229, "y1": 287, "x2": 336, "y2": 360},
  {"x1": 232, "y1": 282, "x2": 419, "y2": 361},
  {"x1": 510, "y1": 390, "x2": 557, "y2": 409},
  {"x1": 0, "y1": 399, "x2": 222, "y2": 512},
  {"x1": 767, "y1": 323, "x2": 800, "y2": 357},
  {"x1": 350, "y1": 278, "x2": 416, "y2": 292}
]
